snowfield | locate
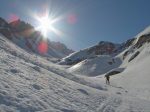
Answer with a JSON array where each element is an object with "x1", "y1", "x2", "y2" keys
[
  {"x1": 68, "y1": 55, "x2": 122, "y2": 76},
  {"x1": 1, "y1": 26, "x2": 150, "y2": 112}
]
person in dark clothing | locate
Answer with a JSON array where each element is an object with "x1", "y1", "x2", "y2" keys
[{"x1": 105, "y1": 75, "x2": 110, "y2": 85}]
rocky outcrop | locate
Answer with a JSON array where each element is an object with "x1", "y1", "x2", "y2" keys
[
  {"x1": 134, "y1": 34, "x2": 150, "y2": 48},
  {"x1": 88, "y1": 41, "x2": 120, "y2": 55}
]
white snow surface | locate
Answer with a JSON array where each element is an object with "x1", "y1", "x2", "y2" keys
[
  {"x1": 59, "y1": 48, "x2": 95, "y2": 65},
  {"x1": 68, "y1": 55, "x2": 122, "y2": 76},
  {"x1": 136, "y1": 26, "x2": 150, "y2": 38},
  {"x1": 1, "y1": 34, "x2": 150, "y2": 112}
]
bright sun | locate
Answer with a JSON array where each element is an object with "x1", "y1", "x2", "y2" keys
[
  {"x1": 36, "y1": 15, "x2": 53, "y2": 37},
  {"x1": 33, "y1": 8, "x2": 65, "y2": 39}
]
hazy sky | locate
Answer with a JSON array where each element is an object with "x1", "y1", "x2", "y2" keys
[{"x1": 1, "y1": 0, "x2": 150, "y2": 50}]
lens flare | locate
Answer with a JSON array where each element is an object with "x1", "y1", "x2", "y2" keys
[
  {"x1": 38, "y1": 41, "x2": 48, "y2": 54},
  {"x1": 8, "y1": 13, "x2": 19, "y2": 23},
  {"x1": 67, "y1": 14, "x2": 77, "y2": 24}
]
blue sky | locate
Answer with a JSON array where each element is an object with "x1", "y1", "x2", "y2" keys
[{"x1": 0, "y1": 0, "x2": 150, "y2": 50}]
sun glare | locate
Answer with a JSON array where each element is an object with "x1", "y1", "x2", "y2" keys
[
  {"x1": 36, "y1": 15, "x2": 53, "y2": 37},
  {"x1": 33, "y1": 7, "x2": 67, "y2": 39}
]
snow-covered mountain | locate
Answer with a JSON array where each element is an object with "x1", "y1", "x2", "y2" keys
[
  {"x1": 0, "y1": 17, "x2": 73, "y2": 59},
  {"x1": 59, "y1": 39, "x2": 135, "y2": 65},
  {"x1": 1, "y1": 22, "x2": 150, "y2": 111},
  {"x1": 59, "y1": 41, "x2": 121, "y2": 65},
  {"x1": 59, "y1": 26, "x2": 150, "y2": 77}
]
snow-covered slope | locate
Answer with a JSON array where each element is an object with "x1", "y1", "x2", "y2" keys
[
  {"x1": 0, "y1": 34, "x2": 110, "y2": 112},
  {"x1": 1, "y1": 25, "x2": 150, "y2": 111},
  {"x1": 68, "y1": 55, "x2": 121, "y2": 76},
  {"x1": 112, "y1": 43, "x2": 150, "y2": 100},
  {"x1": 112, "y1": 27, "x2": 150, "y2": 97},
  {"x1": 66, "y1": 27, "x2": 150, "y2": 111}
]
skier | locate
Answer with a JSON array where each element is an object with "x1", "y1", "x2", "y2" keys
[{"x1": 105, "y1": 75, "x2": 110, "y2": 85}]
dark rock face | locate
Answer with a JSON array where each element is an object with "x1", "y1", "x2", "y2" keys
[
  {"x1": 123, "y1": 34, "x2": 150, "y2": 60},
  {"x1": 123, "y1": 50, "x2": 129, "y2": 60},
  {"x1": 134, "y1": 34, "x2": 150, "y2": 48},
  {"x1": 87, "y1": 39, "x2": 137, "y2": 57},
  {"x1": 123, "y1": 38, "x2": 135, "y2": 48},
  {"x1": 105, "y1": 71, "x2": 121, "y2": 76},
  {"x1": 88, "y1": 41, "x2": 119, "y2": 55},
  {"x1": 0, "y1": 17, "x2": 12, "y2": 39},
  {"x1": 48, "y1": 41, "x2": 74, "y2": 56},
  {"x1": 128, "y1": 51, "x2": 140, "y2": 62},
  {"x1": 0, "y1": 17, "x2": 10, "y2": 28},
  {"x1": 9, "y1": 19, "x2": 33, "y2": 32},
  {"x1": 0, "y1": 28, "x2": 12, "y2": 39}
]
